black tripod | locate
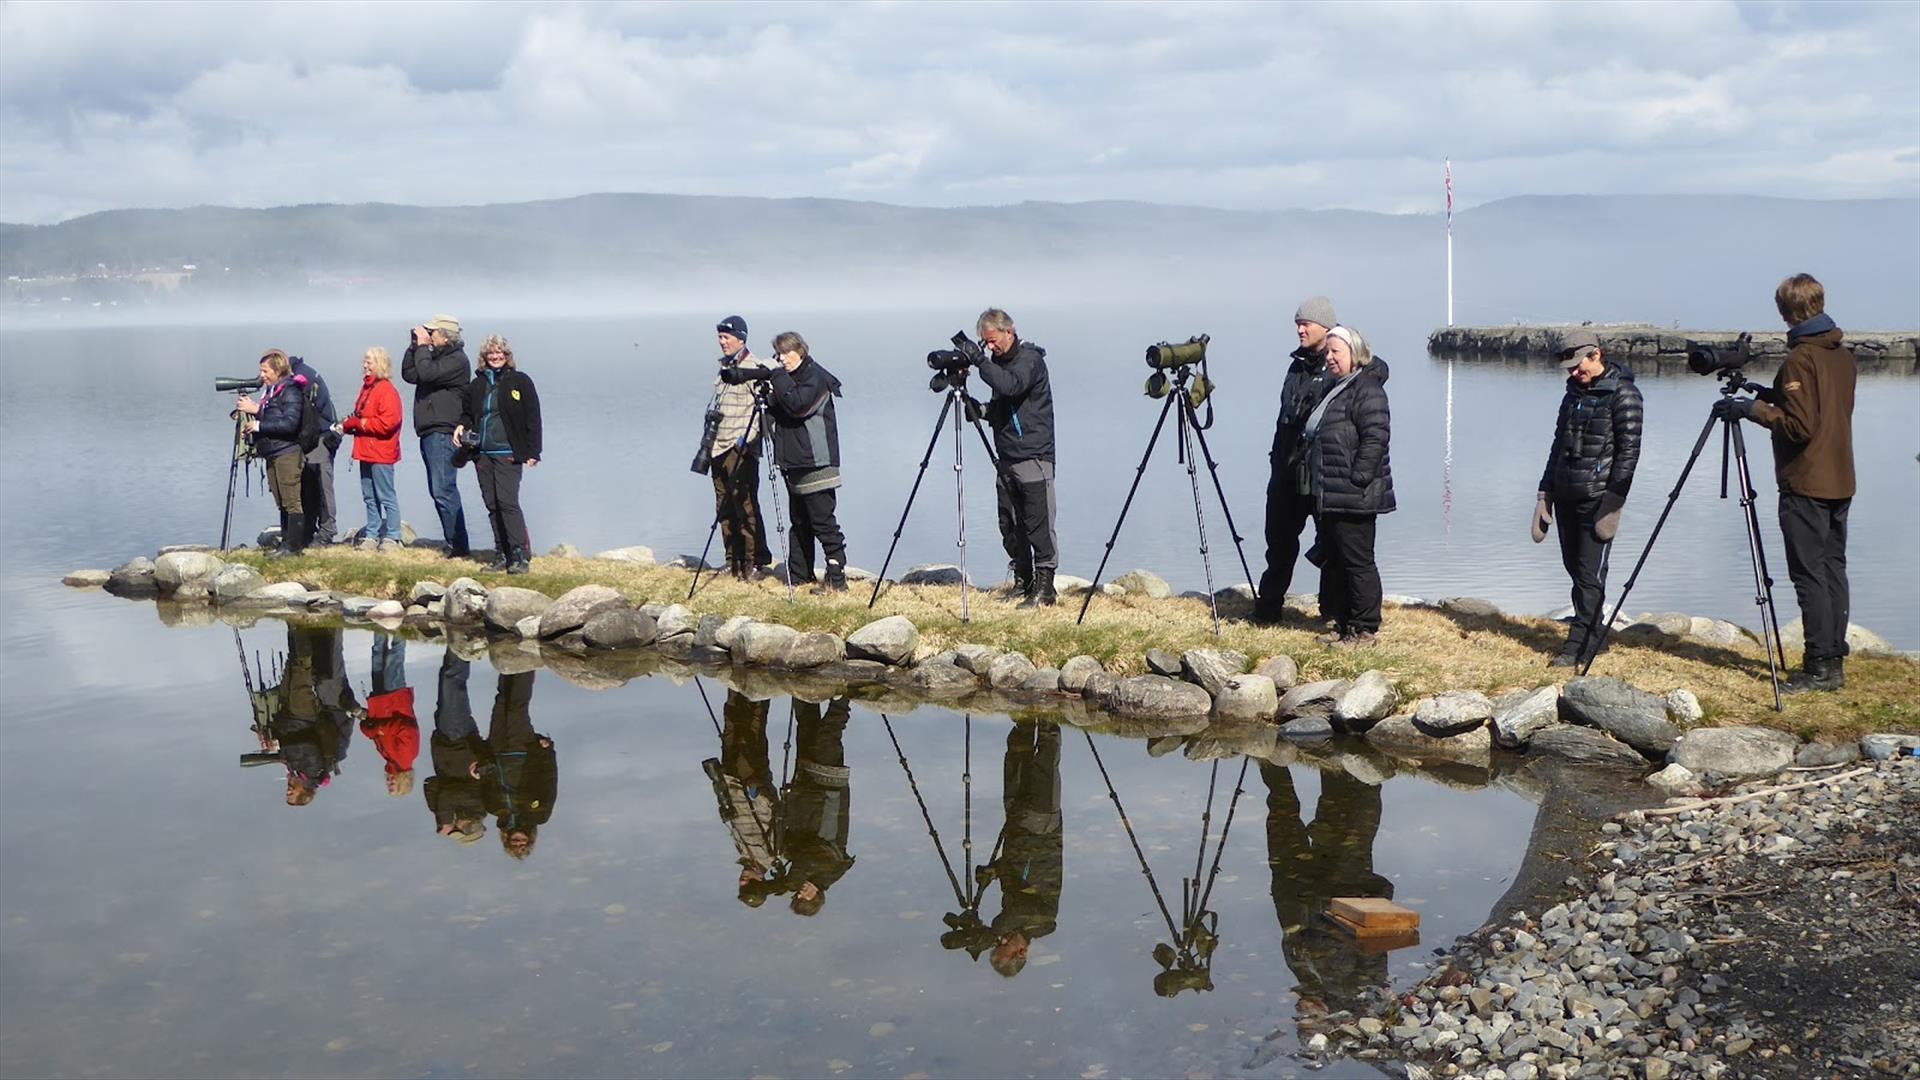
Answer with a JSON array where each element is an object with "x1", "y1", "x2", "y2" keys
[
  {"x1": 219, "y1": 408, "x2": 262, "y2": 551},
  {"x1": 1078, "y1": 362, "x2": 1255, "y2": 634},
  {"x1": 867, "y1": 378, "x2": 1000, "y2": 622},
  {"x1": 1579, "y1": 375, "x2": 1789, "y2": 710},
  {"x1": 689, "y1": 384, "x2": 794, "y2": 603}
]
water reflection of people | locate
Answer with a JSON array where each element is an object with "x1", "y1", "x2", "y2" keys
[
  {"x1": 425, "y1": 650, "x2": 486, "y2": 844},
  {"x1": 781, "y1": 697, "x2": 854, "y2": 917},
  {"x1": 706, "y1": 690, "x2": 780, "y2": 904},
  {"x1": 276, "y1": 625, "x2": 359, "y2": 806},
  {"x1": 981, "y1": 722, "x2": 1063, "y2": 977},
  {"x1": 1262, "y1": 763, "x2": 1393, "y2": 1017},
  {"x1": 358, "y1": 633, "x2": 418, "y2": 797},
  {"x1": 471, "y1": 671, "x2": 555, "y2": 860}
]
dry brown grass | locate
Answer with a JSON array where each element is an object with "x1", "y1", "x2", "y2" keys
[{"x1": 230, "y1": 548, "x2": 1919, "y2": 740}]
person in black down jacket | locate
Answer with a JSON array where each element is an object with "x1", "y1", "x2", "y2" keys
[
  {"x1": 1300, "y1": 325, "x2": 1394, "y2": 647},
  {"x1": 471, "y1": 670, "x2": 555, "y2": 861},
  {"x1": 234, "y1": 349, "x2": 310, "y2": 557},
  {"x1": 453, "y1": 334, "x2": 542, "y2": 575},
  {"x1": 402, "y1": 314, "x2": 472, "y2": 558},
  {"x1": 1256, "y1": 296, "x2": 1338, "y2": 624},
  {"x1": 765, "y1": 331, "x2": 849, "y2": 593},
  {"x1": 1532, "y1": 327, "x2": 1643, "y2": 667},
  {"x1": 972, "y1": 308, "x2": 1059, "y2": 608}
]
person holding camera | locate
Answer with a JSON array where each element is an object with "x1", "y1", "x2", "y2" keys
[
  {"x1": 1531, "y1": 327, "x2": 1643, "y2": 667},
  {"x1": 1301, "y1": 326, "x2": 1393, "y2": 647},
  {"x1": 705, "y1": 315, "x2": 775, "y2": 581},
  {"x1": 402, "y1": 314, "x2": 472, "y2": 558},
  {"x1": 761, "y1": 331, "x2": 850, "y2": 593},
  {"x1": 972, "y1": 308, "x2": 1058, "y2": 608},
  {"x1": 1255, "y1": 296, "x2": 1338, "y2": 625},
  {"x1": 233, "y1": 349, "x2": 311, "y2": 557},
  {"x1": 452, "y1": 335, "x2": 542, "y2": 575},
  {"x1": 338, "y1": 346, "x2": 405, "y2": 552},
  {"x1": 1714, "y1": 273, "x2": 1857, "y2": 693}
]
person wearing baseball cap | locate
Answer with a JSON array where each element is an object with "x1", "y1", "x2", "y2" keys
[
  {"x1": 1532, "y1": 326, "x2": 1643, "y2": 667},
  {"x1": 702, "y1": 315, "x2": 774, "y2": 580},
  {"x1": 402, "y1": 314, "x2": 473, "y2": 558},
  {"x1": 1253, "y1": 296, "x2": 1339, "y2": 625}
]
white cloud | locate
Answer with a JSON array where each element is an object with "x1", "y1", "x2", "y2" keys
[{"x1": 0, "y1": 0, "x2": 1916, "y2": 223}]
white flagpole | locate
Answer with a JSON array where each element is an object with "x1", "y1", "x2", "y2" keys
[{"x1": 1445, "y1": 158, "x2": 1454, "y2": 327}]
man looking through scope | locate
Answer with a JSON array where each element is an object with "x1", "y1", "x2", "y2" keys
[
  {"x1": 971, "y1": 309, "x2": 1058, "y2": 608},
  {"x1": 1711, "y1": 273, "x2": 1857, "y2": 694}
]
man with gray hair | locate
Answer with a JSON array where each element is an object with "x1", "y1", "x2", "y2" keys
[
  {"x1": 1254, "y1": 296, "x2": 1338, "y2": 625},
  {"x1": 402, "y1": 314, "x2": 472, "y2": 558},
  {"x1": 972, "y1": 308, "x2": 1058, "y2": 607}
]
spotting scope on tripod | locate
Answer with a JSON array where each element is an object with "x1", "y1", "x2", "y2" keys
[
  {"x1": 214, "y1": 374, "x2": 266, "y2": 551},
  {"x1": 1077, "y1": 335, "x2": 1256, "y2": 635},
  {"x1": 1580, "y1": 332, "x2": 1790, "y2": 710}
]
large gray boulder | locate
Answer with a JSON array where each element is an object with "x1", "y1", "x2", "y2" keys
[
  {"x1": 593, "y1": 545, "x2": 656, "y2": 564},
  {"x1": 1114, "y1": 569, "x2": 1173, "y2": 599},
  {"x1": 951, "y1": 645, "x2": 1002, "y2": 676},
  {"x1": 1020, "y1": 668, "x2": 1063, "y2": 693},
  {"x1": 1254, "y1": 655, "x2": 1300, "y2": 691},
  {"x1": 442, "y1": 578, "x2": 488, "y2": 623},
  {"x1": 341, "y1": 596, "x2": 382, "y2": 619},
  {"x1": 910, "y1": 658, "x2": 980, "y2": 695},
  {"x1": 1111, "y1": 675, "x2": 1214, "y2": 720},
  {"x1": 211, "y1": 564, "x2": 267, "y2": 604},
  {"x1": 1560, "y1": 676, "x2": 1678, "y2": 758},
  {"x1": 1333, "y1": 671, "x2": 1397, "y2": 731},
  {"x1": 1214, "y1": 674, "x2": 1279, "y2": 720},
  {"x1": 584, "y1": 608, "x2": 658, "y2": 650},
  {"x1": 900, "y1": 564, "x2": 968, "y2": 586},
  {"x1": 987, "y1": 652, "x2": 1039, "y2": 690},
  {"x1": 732, "y1": 623, "x2": 800, "y2": 665},
  {"x1": 1439, "y1": 596, "x2": 1501, "y2": 617},
  {"x1": 1059, "y1": 655, "x2": 1105, "y2": 694},
  {"x1": 1528, "y1": 725, "x2": 1647, "y2": 768},
  {"x1": 779, "y1": 632, "x2": 844, "y2": 669},
  {"x1": 712, "y1": 615, "x2": 757, "y2": 651},
  {"x1": 1669, "y1": 726, "x2": 1797, "y2": 781},
  {"x1": 246, "y1": 581, "x2": 312, "y2": 604},
  {"x1": 1180, "y1": 648, "x2": 1249, "y2": 697},
  {"x1": 1279, "y1": 679, "x2": 1350, "y2": 720},
  {"x1": 408, "y1": 580, "x2": 447, "y2": 607},
  {"x1": 1366, "y1": 713, "x2": 1493, "y2": 766},
  {"x1": 105, "y1": 557, "x2": 159, "y2": 597},
  {"x1": 1492, "y1": 686, "x2": 1560, "y2": 749},
  {"x1": 1861, "y1": 734, "x2": 1920, "y2": 761},
  {"x1": 1413, "y1": 690, "x2": 1494, "y2": 736},
  {"x1": 1782, "y1": 618, "x2": 1896, "y2": 658},
  {"x1": 1145, "y1": 649, "x2": 1184, "y2": 678},
  {"x1": 1081, "y1": 671, "x2": 1121, "y2": 706},
  {"x1": 846, "y1": 616, "x2": 919, "y2": 665},
  {"x1": 655, "y1": 604, "x2": 696, "y2": 638},
  {"x1": 62, "y1": 569, "x2": 111, "y2": 588},
  {"x1": 484, "y1": 587, "x2": 554, "y2": 633},
  {"x1": 539, "y1": 584, "x2": 627, "y2": 639},
  {"x1": 1279, "y1": 716, "x2": 1335, "y2": 743},
  {"x1": 368, "y1": 600, "x2": 406, "y2": 620},
  {"x1": 153, "y1": 551, "x2": 227, "y2": 594}
]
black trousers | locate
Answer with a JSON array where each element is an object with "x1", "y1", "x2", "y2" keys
[
  {"x1": 474, "y1": 456, "x2": 530, "y2": 554},
  {"x1": 785, "y1": 481, "x2": 848, "y2": 583},
  {"x1": 1554, "y1": 495, "x2": 1610, "y2": 655},
  {"x1": 1779, "y1": 493, "x2": 1851, "y2": 660},
  {"x1": 1257, "y1": 465, "x2": 1314, "y2": 615},
  {"x1": 997, "y1": 459, "x2": 1058, "y2": 573},
  {"x1": 1317, "y1": 513, "x2": 1382, "y2": 634}
]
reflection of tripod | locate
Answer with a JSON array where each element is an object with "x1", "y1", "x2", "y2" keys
[
  {"x1": 219, "y1": 408, "x2": 262, "y2": 551},
  {"x1": 878, "y1": 712, "x2": 1008, "y2": 958},
  {"x1": 689, "y1": 383, "x2": 794, "y2": 602},
  {"x1": 1581, "y1": 376, "x2": 1789, "y2": 709},
  {"x1": 235, "y1": 629, "x2": 287, "y2": 767},
  {"x1": 1078, "y1": 363, "x2": 1255, "y2": 634},
  {"x1": 868, "y1": 379, "x2": 1000, "y2": 622}
]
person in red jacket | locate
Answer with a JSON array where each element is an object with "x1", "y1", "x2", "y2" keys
[
  {"x1": 358, "y1": 632, "x2": 419, "y2": 797},
  {"x1": 339, "y1": 347, "x2": 406, "y2": 552}
]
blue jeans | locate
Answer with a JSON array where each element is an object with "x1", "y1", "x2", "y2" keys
[
  {"x1": 359, "y1": 461, "x2": 401, "y2": 541},
  {"x1": 419, "y1": 433, "x2": 469, "y2": 553},
  {"x1": 371, "y1": 633, "x2": 407, "y2": 695}
]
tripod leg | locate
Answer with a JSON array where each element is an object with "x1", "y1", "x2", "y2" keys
[
  {"x1": 1728, "y1": 421, "x2": 1787, "y2": 710},
  {"x1": 1579, "y1": 409, "x2": 1721, "y2": 676},
  {"x1": 1077, "y1": 390, "x2": 1181, "y2": 625},
  {"x1": 221, "y1": 414, "x2": 246, "y2": 550},
  {"x1": 953, "y1": 393, "x2": 971, "y2": 623},
  {"x1": 1178, "y1": 405, "x2": 1222, "y2": 634},
  {"x1": 1184, "y1": 400, "x2": 1258, "y2": 595},
  {"x1": 869, "y1": 393, "x2": 958, "y2": 608},
  {"x1": 686, "y1": 516, "x2": 722, "y2": 600}
]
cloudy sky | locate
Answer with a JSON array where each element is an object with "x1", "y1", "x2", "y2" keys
[{"x1": 2, "y1": 0, "x2": 1916, "y2": 224}]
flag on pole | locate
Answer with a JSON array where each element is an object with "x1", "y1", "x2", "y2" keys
[{"x1": 1445, "y1": 158, "x2": 1453, "y2": 234}]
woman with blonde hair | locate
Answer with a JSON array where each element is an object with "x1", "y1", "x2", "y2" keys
[
  {"x1": 452, "y1": 334, "x2": 543, "y2": 574},
  {"x1": 1300, "y1": 325, "x2": 1395, "y2": 647},
  {"x1": 339, "y1": 346, "x2": 406, "y2": 551}
]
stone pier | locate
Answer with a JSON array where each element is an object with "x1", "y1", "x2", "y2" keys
[{"x1": 1427, "y1": 324, "x2": 1920, "y2": 375}]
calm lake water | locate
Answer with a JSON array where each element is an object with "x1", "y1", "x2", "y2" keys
[{"x1": 0, "y1": 307, "x2": 1915, "y2": 1077}]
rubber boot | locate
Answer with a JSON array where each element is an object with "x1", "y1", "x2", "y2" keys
[
  {"x1": 274, "y1": 512, "x2": 308, "y2": 558},
  {"x1": 1018, "y1": 568, "x2": 1057, "y2": 609}
]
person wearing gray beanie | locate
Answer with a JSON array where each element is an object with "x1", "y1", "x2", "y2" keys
[{"x1": 1253, "y1": 295, "x2": 1340, "y2": 624}]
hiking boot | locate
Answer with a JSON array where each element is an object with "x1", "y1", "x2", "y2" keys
[
  {"x1": 506, "y1": 549, "x2": 531, "y2": 576},
  {"x1": 811, "y1": 564, "x2": 849, "y2": 595},
  {"x1": 1006, "y1": 560, "x2": 1033, "y2": 601},
  {"x1": 1548, "y1": 647, "x2": 1580, "y2": 668},
  {"x1": 377, "y1": 539, "x2": 401, "y2": 553},
  {"x1": 1316, "y1": 629, "x2": 1345, "y2": 646},
  {"x1": 1784, "y1": 656, "x2": 1843, "y2": 694},
  {"x1": 355, "y1": 536, "x2": 379, "y2": 552},
  {"x1": 482, "y1": 549, "x2": 510, "y2": 572},
  {"x1": 1017, "y1": 569, "x2": 1057, "y2": 609},
  {"x1": 1335, "y1": 631, "x2": 1378, "y2": 650}
]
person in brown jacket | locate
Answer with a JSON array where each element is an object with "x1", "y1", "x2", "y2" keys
[{"x1": 1713, "y1": 273, "x2": 1856, "y2": 692}]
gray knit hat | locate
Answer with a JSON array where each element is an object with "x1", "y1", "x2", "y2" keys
[{"x1": 1294, "y1": 296, "x2": 1337, "y2": 330}]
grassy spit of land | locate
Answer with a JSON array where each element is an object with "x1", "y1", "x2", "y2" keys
[{"x1": 225, "y1": 547, "x2": 1920, "y2": 741}]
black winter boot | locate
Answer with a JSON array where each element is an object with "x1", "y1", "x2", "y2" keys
[
  {"x1": 506, "y1": 548, "x2": 531, "y2": 575},
  {"x1": 811, "y1": 561, "x2": 849, "y2": 595},
  {"x1": 1783, "y1": 656, "x2": 1828, "y2": 695},
  {"x1": 1007, "y1": 560, "x2": 1033, "y2": 602},
  {"x1": 1018, "y1": 569, "x2": 1057, "y2": 609}
]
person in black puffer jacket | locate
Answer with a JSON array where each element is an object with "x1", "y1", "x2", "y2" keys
[
  {"x1": 972, "y1": 308, "x2": 1059, "y2": 608},
  {"x1": 234, "y1": 349, "x2": 311, "y2": 556},
  {"x1": 1531, "y1": 327, "x2": 1643, "y2": 667},
  {"x1": 402, "y1": 314, "x2": 472, "y2": 557},
  {"x1": 1300, "y1": 325, "x2": 1394, "y2": 646},
  {"x1": 764, "y1": 331, "x2": 849, "y2": 593},
  {"x1": 1256, "y1": 296, "x2": 1338, "y2": 623},
  {"x1": 453, "y1": 334, "x2": 542, "y2": 575}
]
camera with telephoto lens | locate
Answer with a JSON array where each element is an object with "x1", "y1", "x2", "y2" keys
[
  {"x1": 1686, "y1": 331, "x2": 1756, "y2": 379},
  {"x1": 689, "y1": 408, "x2": 724, "y2": 474},
  {"x1": 927, "y1": 332, "x2": 986, "y2": 393}
]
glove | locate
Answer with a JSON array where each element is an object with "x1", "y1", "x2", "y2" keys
[
  {"x1": 720, "y1": 365, "x2": 772, "y2": 385},
  {"x1": 1710, "y1": 396, "x2": 1754, "y2": 422},
  {"x1": 1530, "y1": 492, "x2": 1553, "y2": 543},
  {"x1": 1594, "y1": 492, "x2": 1626, "y2": 542}
]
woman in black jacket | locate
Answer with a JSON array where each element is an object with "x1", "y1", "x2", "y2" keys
[
  {"x1": 1301, "y1": 326, "x2": 1394, "y2": 646},
  {"x1": 452, "y1": 334, "x2": 542, "y2": 575},
  {"x1": 766, "y1": 331, "x2": 849, "y2": 594},
  {"x1": 235, "y1": 349, "x2": 310, "y2": 557}
]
